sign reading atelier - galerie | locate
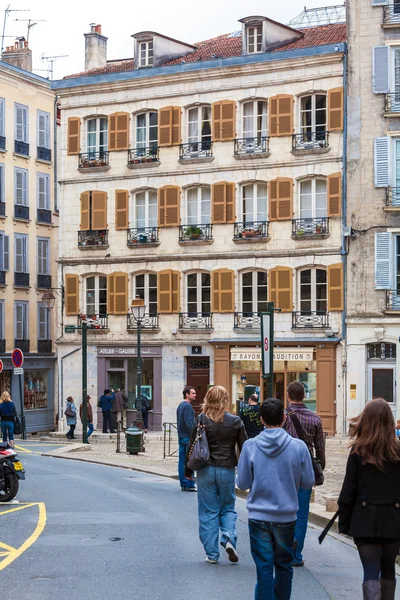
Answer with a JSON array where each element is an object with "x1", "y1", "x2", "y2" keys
[
  {"x1": 98, "y1": 347, "x2": 162, "y2": 356},
  {"x1": 230, "y1": 347, "x2": 314, "y2": 362}
]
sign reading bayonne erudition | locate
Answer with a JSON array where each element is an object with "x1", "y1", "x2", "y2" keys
[{"x1": 230, "y1": 347, "x2": 314, "y2": 362}]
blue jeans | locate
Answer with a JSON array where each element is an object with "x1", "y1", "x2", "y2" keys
[
  {"x1": 249, "y1": 519, "x2": 295, "y2": 600},
  {"x1": 178, "y1": 437, "x2": 195, "y2": 489},
  {"x1": 197, "y1": 465, "x2": 237, "y2": 561},
  {"x1": 1, "y1": 421, "x2": 15, "y2": 443},
  {"x1": 87, "y1": 422, "x2": 94, "y2": 439},
  {"x1": 293, "y1": 487, "x2": 312, "y2": 564}
]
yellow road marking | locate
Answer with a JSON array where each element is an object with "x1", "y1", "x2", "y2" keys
[
  {"x1": 0, "y1": 503, "x2": 34, "y2": 516},
  {"x1": 0, "y1": 502, "x2": 46, "y2": 571},
  {"x1": 0, "y1": 541, "x2": 16, "y2": 552},
  {"x1": 14, "y1": 445, "x2": 32, "y2": 453}
]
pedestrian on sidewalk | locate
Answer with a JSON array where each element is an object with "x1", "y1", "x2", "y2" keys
[
  {"x1": 98, "y1": 389, "x2": 116, "y2": 433},
  {"x1": 79, "y1": 395, "x2": 94, "y2": 442},
  {"x1": 0, "y1": 391, "x2": 18, "y2": 447},
  {"x1": 284, "y1": 380, "x2": 325, "y2": 567},
  {"x1": 65, "y1": 396, "x2": 77, "y2": 440},
  {"x1": 237, "y1": 398, "x2": 314, "y2": 599},
  {"x1": 140, "y1": 393, "x2": 151, "y2": 433},
  {"x1": 338, "y1": 398, "x2": 400, "y2": 600},
  {"x1": 114, "y1": 389, "x2": 128, "y2": 430},
  {"x1": 186, "y1": 385, "x2": 247, "y2": 564},
  {"x1": 240, "y1": 393, "x2": 264, "y2": 438},
  {"x1": 177, "y1": 385, "x2": 197, "y2": 491}
]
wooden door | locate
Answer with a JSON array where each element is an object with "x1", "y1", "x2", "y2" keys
[{"x1": 187, "y1": 357, "x2": 210, "y2": 415}]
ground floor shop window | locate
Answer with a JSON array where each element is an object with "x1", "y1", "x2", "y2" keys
[
  {"x1": 0, "y1": 371, "x2": 11, "y2": 396},
  {"x1": 24, "y1": 370, "x2": 48, "y2": 410},
  {"x1": 127, "y1": 358, "x2": 154, "y2": 410}
]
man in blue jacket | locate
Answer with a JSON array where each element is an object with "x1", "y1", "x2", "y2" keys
[
  {"x1": 237, "y1": 398, "x2": 314, "y2": 600},
  {"x1": 176, "y1": 385, "x2": 197, "y2": 492},
  {"x1": 99, "y1": 389, "x2": 116, "y2": 433}
]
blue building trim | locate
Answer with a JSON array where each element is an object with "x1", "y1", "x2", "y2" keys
[
  {"x1": 0, "y1": 60, "x2": 50, "y2": 85},
  {"x1": 209, "y1": 338, "x2": 342, "y2": 344}
]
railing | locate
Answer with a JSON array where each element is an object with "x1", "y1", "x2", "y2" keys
[
  {"x1": 78, "y1": 230, "x2": 109, "y2": 247},
  {"x1": 292, "y1": 217, "x2": 329, "y2": 238},
  {"x1": 38, "y1": 339, "x2": 52, "y2": 353},
  {"x1": 37, "y1": 147, "x2": 51, "y2": 161},
  {"x1": 234, "y1": 136, "x2": 269, "y2": 155},
  {"x1": 179, "y1": 140, "x2": 213, "y2": 160},
  {"x1": 127, "y1": 227, "x2": 159, "y2": 246},
  {"x1": 163, "y1": 422, "x2": 178, "y2": 458},
  {"x1": 384, "y1": 4, "x2": 400, "y2": 24},
  {"x1": 179, "y1": 223, "x2": 213, "y2": 242},
  {"x1": 0, "y1": 202, "x2": 5, "y2": 217},
  {"x1": 233, "y1": 221, "x2": 269, "y2": 240},
  {"x1": 234, "y1": 312, "x2": 261, "y2": 329},
  {"x1": 15, "y1": 339, "x2": 29, "y2": 353},
  {"x1": 386, "y1": 290, "x2": 400, "y2": 310},
  {"x1": 14, "y1": 140, "x2": 29, "y2": 156},
  {"x1": 126, "y1": 313, "x2": 159, "y2": 330},
  {"x1": 37, "y1": 209, "x2": 52, "y2": 224},
  {"x1": 292, "y1": 131, "x2": 329, "y2": 151},
  {"x1": 14, "y1": 204, "x2": 29, "y2": 220},
  {"x1": 14, "y1": 272, "x2": 29, "y2": 287},
  {"x1": 385, "y1": 93, "x2": 400, "y2": 113},
  {"x1": 0, "y1": 271, "x2": 5, "y2": 286},
  {"x1": 78, "y1": 151, "x2": 109, "y2": 169},
  {"x1": 0, "y1": 340, "x2": 5, "y2": 354},
  {"x1": 127, "y1": 146, "x2": 159, "y2": 165},
  {"x1": 37, "y1": 274, "x2": 51, "y2": 289},
  {"x1": 386, "y1": 187, "x2": 400, "y2": 207},
  {"x1": 292, "y1": 311, "x2": 329, "y2": 329},
  {"x1": 0, "y1": 136, "x2": 5, "y2": 151},
  {"x1": 179, "y1": 313, "x2": 213, "y2": 330},
  {"x1": 78, "y1": 313, "x2": 108, "y2": 330}
]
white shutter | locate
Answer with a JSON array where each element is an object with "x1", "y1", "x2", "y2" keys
[
  {"x1": 23, "y1": 106, "x2": 28, "y2": 143},
  {"x1": 15, "y1": 236, "x2": 23, "y2": 272},
  {"x1": 375, "y1": 232, "x2": 392, "y2": 289},
  {"x1": 4, "y1": 235, "x2": 9, "y2": 271},
  {"x1": 38, "y1": 304, "x2": 48, "y2": 340},
  {"x1": 15, "y1": 170, "x2": 23, "y2": 205},
  {"x1": 23, "y1": 235, "x2": 28, "y2": 273},
  {"x1": 0, "y1": 164, "x2": 3, "y2": 203},
  {"x1": 0, "y1": 301, "x2": 4, "y2": 340},
  {"x1": 0, "y1": 98, "x2": 4, "y2": 136},
  {"x1": 15, "y1": 303, "x2": 23, "y2": 339},
  {"x1": 374, "y1": 137, "x2": 390, "y2": 187},
  {"x1": 373, "y1": 47, "x2": 389, "y2": 94},
  {"x1": 15, "y1": 105, "x2": 23, "y2": 141}
]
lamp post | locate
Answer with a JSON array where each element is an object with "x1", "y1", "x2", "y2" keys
[{"x1": 130, "y1": 296, "x2": 146, "y2": 417}]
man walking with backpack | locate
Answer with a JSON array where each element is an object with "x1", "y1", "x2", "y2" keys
[{"x1": 176, "y1": 385, "x2": 197, "y2": 492}]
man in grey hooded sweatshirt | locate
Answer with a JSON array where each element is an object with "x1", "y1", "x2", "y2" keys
[{"x1": 237, "y1": 398, "x2": 314, "y2": 600}]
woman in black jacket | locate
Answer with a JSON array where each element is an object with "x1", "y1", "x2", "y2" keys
[
  {"x1": 186, "y1": 385, "x2": 247, "y2": 564},
  {"x1": 338, "y1": 398, "x2": 400, "y2": 600}
]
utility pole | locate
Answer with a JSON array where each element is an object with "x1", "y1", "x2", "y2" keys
[{"x1": 81, "y1": 317, "x2": 88, "y2": 444}]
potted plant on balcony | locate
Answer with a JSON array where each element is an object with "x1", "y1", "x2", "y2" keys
[
  {"x1": 185, "y1": 225, "x2": 203, "y2": 240},
  {"x1": 315, "y1": 221, "x2": 326, "y2": 235},
  {"x1": 296, "y1": 229, "x2": 305, "y2": 237},
  {"x1": 99, "y1": 232, "x2": 106, "y2": 245},
  {"x1": 242, "y1": 228, "x2": 256, "y2": 238}
]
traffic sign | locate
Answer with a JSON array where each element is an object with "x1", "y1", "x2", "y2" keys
[
  {"x1": 261, "y1": 313, "x2": 271, "y2": 376},
  {"x1": 65, "y1": 325, "x2": 77, "y2": 333},
  {"x1": 12, "y1": 348, "x2": 24, "y2": 368},
  {"x1": 14, "y1": 367, "x2": 23, "y2": 375},
  {"x1": 0, "y1": 359, "x2": 3, "y2": 374}
]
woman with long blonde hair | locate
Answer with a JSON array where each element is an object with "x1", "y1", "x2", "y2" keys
[
  {"x1": 186, "y1": 385, "x2": 247, "y2": 564},
  {"x1": 0, "y1": 391, "x2": 17, "y2": 447}
]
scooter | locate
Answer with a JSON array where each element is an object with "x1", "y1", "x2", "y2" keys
[{"x1": 0, "y1": 442, "x2": 25, "y2": 501}]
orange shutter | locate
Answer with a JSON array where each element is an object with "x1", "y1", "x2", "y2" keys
[
  {"x1": 226, "y1": 182, "x2": 235, "y2": 223},
  {"x1": 327, "y1": 173, "x2": 342, "y2": 217},
  {"x1": 67, "y1": 117, "x2": 80, "y2": 155},
  {"x1": 91, "y1": 191, "x2": 107, "y2": 230},
  {"x1": 107, "y1": 273, "x2": 115, "y2": 314},
  {"x1": 268, "y1": 178, "x2": 292, "y2": 221},
  {"x1": 212, "y1": 101, "x2": 236, "y2": 141},
  {"x1": 269, "y1": 97, "x2": 278, "y2": 137},
  {"x1": 171, "y1": 107, "x2": 181, "y2": 146},
  {"x1": 108, "y1": 112, "x2": 129, "y2": 151},
  {"x1": 158, "y1": 107, "x2": 173, "y2": 147},
  {"x1": 212, "y1": 269, "x2": 235, "y2": 313},
  {"x1": 80, "y1": 192, "x2": 90, "y2": 230},
  {"x1": 171, "y1": 270, "x2": 180, "y2": 313},
  {"x1": 328, "y1": 263, "x2": 343, "y2": 311},
  {"x1": 115, "y1": 190, "x2": 129, "y2": 230},
  {"x1": 269, "y1": 95, "x2": 293, "y2": 136},
  {"x1": 114, "y1": 272, "x2": 128, "y2": 314},
  {"x1": 328, "y1": 88, "x2": 344, "y2": 132},
  {"x1": 158, "y1": 270, "x2": 180, "y2": 313},
  {"x1": 269, "y1": 267, "x2": 292, "y2": 312},
  {"x1": 158, "y1": 186, "x2": 180, "y2": 227},
  {"x1": 212, "y1": 182, "x2": 235, "y2": 224},
  {"x1": 65, "y1": 274, "x2": 79, "y2": 316}
]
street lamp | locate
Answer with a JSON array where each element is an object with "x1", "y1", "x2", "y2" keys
[
  {"x1": 130, "y1": 296, "x2": 146, "y2": 415},
  {"x1": 41, "y1": 290, "x2": 56, "y2": 311}
]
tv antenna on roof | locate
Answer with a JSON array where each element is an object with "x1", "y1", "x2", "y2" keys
[
  {"x1": 41, "y1": 53, "x2": 69, "y2": 80},
  {"x1": 1, "y1": 5, "x2": 29, "y2": 54},
  {"x1": 14, "y1": 18, "x2": 46, "y2": 43}
]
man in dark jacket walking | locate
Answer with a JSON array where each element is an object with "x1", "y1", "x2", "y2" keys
[
  {"x1": 176, "y1": 385, "x2": 197, "y2": 492},
  {"x1": 240, "y1": 394, "x2": 264, "y2": 438},
  {"x1": 99, "y1": 389, "x2": 116, "y2": 433}
]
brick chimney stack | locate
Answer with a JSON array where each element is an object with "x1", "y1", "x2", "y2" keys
[
  {"x1": 84, "y1": 24, "x2": 107, "y2": 71},
  {"x1": 2, "y1": 37, "x2": 32, "y2": 72}
]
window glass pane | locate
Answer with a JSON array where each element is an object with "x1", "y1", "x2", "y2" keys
[
  {"x1": 315, "y1": 179, "x2": 327, "y2": 218},
  {"x1": 24, "y1": 370, "x2": 48, "y2": 411},
  {"x1": 149, "y1": 112, "x2": 158, "y2": 145},
  {"x1": 372, "y1": 369, "x2": 394, "y2": 403},
  {"x1": 242, "y1": 184, "x2": 254, "y2": 221},
  {"x1": 135, "y1": 192, "x2": 145, "y2": 228},
  {"x1": 300, "y1": 180, "x2": 312, "y2": 218},
  {"x1": 201, "y1": 106, "x2": 212, "y2": 142},
  {"x1": 200, "y1": 186, "x2": 211, "y2": 224},
  {"x1": 136, "y1": 114, "x2": 146, "y2": 146},
  {"x1": 256, "y1": 183, "x2": 268, "y2": 221},
  {"x1": 188, "y1": 108, "x2": 198, "y2": 143},
  {"x1": 243, "y1": 102, "x2": 254, "y2": 137},
  {"x1": 187, "y1": 188, "x2": 199, "y2": 224},
  {"x1": 257, "y1": 101, "x2": 268, "y2": 137},
  {"x1": 187, "y1": 273, "x2": 197, "y2": 287},
  {"x1": 242, "y1": 272, "x2": 252, "y2": 286}
]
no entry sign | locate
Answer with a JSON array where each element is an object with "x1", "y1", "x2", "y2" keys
[
  {"x1": 0, "y1": 359, "x2": 3, "y2": 374},
  {"x1": 11, "y1": 348, "x2": 24, "y2": 369}
]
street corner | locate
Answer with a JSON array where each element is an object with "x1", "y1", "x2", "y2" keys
[{"x1": 0, "y1": 502, "x2": 46, "y2": 571}]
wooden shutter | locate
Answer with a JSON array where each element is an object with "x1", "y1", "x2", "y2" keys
[
  {"x1": 269, "y1": 95, "x2": 293, "y2": 136},
  {"x1": 158, "y1": 106, "x2": 181, "y2": 147},
  {"x1": 91, "y1": 191, "x2": 107, "y2": 230},
  {"x1": 67, "y1": 117, "x2": 80, "y2": 155},
  {"x1": 375, "y1": 232, "x2": 392, "y2": 289},
  {"x1": 108, "y1": 112, "x2": 129, "y2": 151},
  {"x1": 107, "y1": 272, "x2": 128, "y2": 314},
  {"x1": 65, "y1": 274, "x2": 79, "y2": 316},
  {"x1": 171, "y1": 107, "x2": 181, "y2": 146},
  {"x1": 269, "y1": 267, "x2": 292, "y2": 312},
  {"x1": 268, "y1": 178, "x2": 293, "y2": 221},
  {"x1": 80, "y1": 191, "x2": 90, "y2": 231},
  {"x1": 158, "y1": 186, "x2": 180, "y2": 226},
  {"x1": 115, "y1": 190, "x2": 129, "y2": 230},
  {"x1": 171, "y1": 270, "x2": 180, "y2": 313},
  {"x1": 328, "y1": 263, "x2": 343, "y2": 311},
  {"x1": 212, "y1": 182, "x2": 235, "y2": 224},
  {"x1": 373, "y1": 46, "x2": 389, "y2": 93},
  {"x1": 107, "y1": 273, "x2": 115, "y2": 314},
  {"x1": 158, "y1": 270, "x2": 180, "y2": 313},
  {"x1": 374, "y1": 137, "x2": 390, "y2": 187},
  {"x1": 212, "y1": 269, "x2": 234, "y2": 313},
  {"x1": 327, "y1": 173, "x2": 342, "y2": 217},
  {"x1": 212, "y1": 100, "x2": 236, "y2": 141},
  {"x1": 328, "y1": 88, "x2": 344, "y2": 132}
]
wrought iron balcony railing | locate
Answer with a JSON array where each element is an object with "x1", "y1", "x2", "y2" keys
[
  {"x1": 292, "y1": 217, "x2": 329, "y2": 238},
  {"x1": 127, "y1": 227, "x2": 159, "y2": 246},
  {"x1": 385, "y1": 187, "x2": 400, "y2": 207},
  {"x1": 78, "y1": 151, "x2": 109, "y2": 169},
  {"x1": 38, "y1": 340, "x2": 52, "y2": 353},
  {"x1": 179, "y1": 223, "x2": 213, "y2": 242},
  {"x1": 0, "y1": 339, "x2": 5, "y2": 354},
  {"x1": 37, "y1": 274, "x2": 51, "y2": 289},
  {"x1": 0, "y1": 136, "x2": 5, "y2": 151},
  {"x1": 127, "y1": 146, "x2": 160, "y2": 165},
  {"x1": 233, "y1": 221, "x2": 269, "y2": 240},
  {"x1": 126, "y1": 313, "x2": 159, "y2": 330},
  {"x1": 14, "y1": 204, "x2": 29, "y2": 220},
  {"x1": 292, "y1": 131, "x2": 329, "y2": 151},
  {"x1": 292, "y1": 311, "x2": 329, "y2": 329},
  {"x1": 386, "y1": 290, "x2": 400, "y2": 310},
  {"x1": 14, "y1": 272, "x2": 29, "y2": 287},
  {"x1": 234, "y1": 312, "x2": 261, "y2": 329},
  {"x1": 37, "y1": 147, "x2": 51, "y2": 161},
  {"x1": 78, "y1": 230, "x2": 109, "y2": 247},
  {"x1": 0, "y1": 271, "x2": 5, "y2": 286},
  {"x1": 37, "y1": 209, "x2": 52, "y2": 224},
  {"x1": 179, "y1": 313, "x2": 213, "y2": 330},
  {"x1": 15, "y1": 339, "x2": 29, "y2": 353},
  {"x1": 179, "y1": 141, "x2": 213, "y2": 160},
  {"x1": 384, "y1": 4, "x2": 400, "y2": 24},
  {"x1": 385, "y1": 93, "x2": 400, "y2": 113},
  {"x1": 14, "y1": 140, "x2": 29, "y2": 156},
  {"x1": 78, "y1": 313, "x2": 108, "y2": 330},
  {"x1": 234, "y1": 136, "x2": 269, "y2": 156},
  {"x1": 0, "y1": 202, "x2": 5, "y2": 217}
]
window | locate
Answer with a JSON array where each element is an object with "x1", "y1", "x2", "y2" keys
[
  {"x1": 242, "y1": 100, "x2": 267, "y2": 139},
  {"x1": 15, "y1": 301, "x2": 28, "y2": 339},
  {"x1": 299, "y1": 268, "x2": 327, "y2": 314},
  {"x1": 0, "y1": 232, "x2": 9, "y2": 272},
  {"x1": 187, "y1": 272, "x2": 211, "y2": 315},
  {"x1": 0, "y1": 300, "x2": 4, "y2": 339},
  {"x1": 187, "y1": 106, "x2": 211, "y2": 149},
  {"x1": 300, "y1": 94, "x2": 327, "y2": 141},
  {"x1": 241, "y1": 271, "x2": 268, "y2": 314},
  {"x1": 87, "y1": 117, "x2": 108, "y2": 156},
  {"x1": 37, "y1": 110, "x2": 50, "y2": 149},
  {"x1": 37, "y1": 238, "x2": 49, "y2": 275},
  {"x1": 187, "y1": 186, "x2": 211, "y2": 224},
  {"x1": 38, "y1": 303, "x2": 50, "y2": 340},
  {"x1": 86, "y1": 275, "x2": 107, "y2": 316},
  {"x1": 24, "y1": 370, "x2": 48, "y2": 410},
  {"x1": 0, "y1": 98, "x2": 4, "y2": 137},
  {"x1": 15, "y1": 168, "x2": 28, "y2": 206},
  {"x1": 15, "y1": 103, "x2": 28, "y2": 143},
  {"x1": 37, "y1": 173, "x2": 50, "y2": 210},
  {"x1": 0, "y1": 163, "x2": 4, "y2": 203},
  {"x1": 299, "y1": 179, "x2": 327, "y2": 219},
  {"x1": 241, "y1": 182, "x2": 268, "y2": 222},
  {"x1": 246, "y1": 25, "x2": 262, "y2": 54},
  {"x1": 136, "y1": 112, "x2": 158, "y2": 148},
  {"x1": 139, "y1": 40, "x2": 154, "y2": 67},
  {"x1": 367, "y1": 343, "x2": 396, "y2": 405},
  {"x1": 15, "y1": 234, "x2": 28, "y2": 273},
  {"x1": 133, "y1": 190, "x2": 158, "y2": 228},
  {"x1": 135, "y1": 273, "x2": 157, "y2": 314}
]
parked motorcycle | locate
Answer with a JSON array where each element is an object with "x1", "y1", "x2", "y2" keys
[{"x1": 0, "y1": 442, "x2": 25, "y2": 501}]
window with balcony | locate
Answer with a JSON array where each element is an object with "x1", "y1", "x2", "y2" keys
[
  {"x1": 235, "y1": 182, "x2": 269, "y2": 240},
  {"x1": 37, "y1": 110, "x2": 51, "y2": 161},
  {"x1": 15, "y1": 301, "x2": 28, "y2": 350},
  {"x1": 0, "y1": 98, "x2": 5, "y2": 151},
  {"x1": 235, "y1": 271, "x2": 267, "y2": 329},
  {"x1": 293, "y1": 179, "x2": 328, "y2": 237},
  {"x1": 80, "y1": 117, "x2": 109, "y2": 168},
  {"x1": 128, "y1": 112, "x2": 159, "y2": 165},
  {"x1": 86, "y1": 275, "x2": 107, "y2": 317},
  {"x1": 14, "y1": 103, "x2": 29, "y2": 156},
  {"x1": 14, "y1": 233, "x2": 29, "y2": 287},
  {"x1": 0, "y1": 162, "x2": 4, "y2": 216},
  {"x1": 37, "y1": 237, "x2": 50, "y2": 289},
  {"x1": 14, "y1": 167, "x2": 29, "y2": 220},
  {"x1": 180, "y1": 186, "x2": 212, "y2": 242},
  {"x1": 294, "y1": 94, "x2": 327, "y2": 150},
  {"x1": 292, "y1": 268, "x2": 328, "y2": 329},
  {"x1": 375, "y1": 232, "x2": 400, "y2": 308},
  {"x1": 127, "y1": 273, "x2": 159, "y2": 330},
  {"x1": 78, "y1": 191, "x2": 108, "y2": 247},
  {"x1": 246, "y1": 25, "x2": 262, "y2": 54},
  {"x1": 139, "y1": 40, "x2": 154, "y2": 67},
  {"x1": 180, "y1": 272, "x2": 212, "y2": 329},
  {"x1": 181, "y1": 106, "x2": 212, "y2": 159},
  {"x1": 236, "y1": 100, "x2": 268, "y2": 155},
  {"x1": 37, "y1": 173, "x2": 51, "y2": 223}
]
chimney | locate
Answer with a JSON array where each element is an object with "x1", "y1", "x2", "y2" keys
[
  {"x1": 2, "y1": 37, "x2": 32, "y2": 72},
  {"x1": 84, "y1": 24, "x2": 107, "y2": 71}
]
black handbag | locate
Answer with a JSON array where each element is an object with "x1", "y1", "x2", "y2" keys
[
  {"x1": 64, "y1": 403, "x2": 75, "y2": 418},
  {"x1": 187, "y1": 415, "x2": 210, "y2": 471},
  {"x1": 287, "y1": 411, "x2": 324, "y2": 486},
  {"x1": 13, "y1": 407, "x2": 21, "y2": 436}
]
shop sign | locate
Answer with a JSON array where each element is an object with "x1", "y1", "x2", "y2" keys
[
  {"x1": 231, "y1": 347, "x2": 314, "y2": 362},
  {"x1": 98, "y1": 347, "x2": 159, "y2": 356}
]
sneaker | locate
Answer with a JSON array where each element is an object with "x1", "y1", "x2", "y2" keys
[
  {"x1": 224, "y1": 541, "x2": 239, "y2": 563},
  {"x1": 293, "y1": 561, "x2": 304, "y2": 567},
  {"x1": 205, "y1": 557, "x2": 218, "y2": 564},
  {"x1": 181, "y1": 487, "x2": 197, "y2": 492}
]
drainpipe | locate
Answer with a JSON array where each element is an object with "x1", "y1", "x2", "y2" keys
[
  {"x1": 54, "y1": 95, "x2": 58, "y2": 213},
  {"x1": 59, "y1": 346, "x2": 80, "y2": 431},
  {"x1": 341, "y1": 47, "x2": 348, "y2": 435}
]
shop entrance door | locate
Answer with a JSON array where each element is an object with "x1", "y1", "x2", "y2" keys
[{"x1": 187, "y1": 357, "x2": 210, "y2": 415}]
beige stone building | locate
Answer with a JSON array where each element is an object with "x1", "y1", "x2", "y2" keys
[{"x1": 54, "y1": 13, "x2": 346, "y2": 433}]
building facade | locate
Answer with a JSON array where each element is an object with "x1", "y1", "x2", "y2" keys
[
  {"x1": 54, "y1": 15, "x2": 346, "y2": 433},
  {"x1": 0, "y1": 41, "x2": 58, "y2": 432}
]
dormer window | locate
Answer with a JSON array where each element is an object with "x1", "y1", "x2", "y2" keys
[
  {"x1": 247, "y1": 25, "x2": 262, "y2": 54},
  {"x1": 139, "y1": 40, "x2": 154, "y2": 67}
]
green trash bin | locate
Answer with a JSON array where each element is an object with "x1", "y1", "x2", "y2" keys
[{"x1": 125, "y1": 426, "x2": 144, "y2": 455}]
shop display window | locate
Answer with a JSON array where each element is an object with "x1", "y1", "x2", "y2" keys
[
  {"x1": 0, "y1": 372, "x2": 11, "y2": 396},
  {"x1": 127, "y1": 358, "x2": 154, "y2": 410},
  {"x1": 24, "y1": 370, "x2": 48, "y2": 410}
]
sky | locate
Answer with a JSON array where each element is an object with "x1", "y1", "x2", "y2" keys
[{"x1": 1, "y1": 0, "x2": 343, "y2": 80}]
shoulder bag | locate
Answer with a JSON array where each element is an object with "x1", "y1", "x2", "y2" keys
[
  {"x1": 64, "y1": 403, "x2": 75, "y2": 418},
  {"x1": 13, "y1": 406, "x2": 21, "y2": 435},
  {"x1": 288, "y1": 410, "x2": 324, "y2": 486},
  {"x1": 187, "y1": 414, "x2": 210, "y2": 471}
]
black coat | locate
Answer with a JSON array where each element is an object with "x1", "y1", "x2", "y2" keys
[{"x1": 338, "y1": 451, "x2": 400, "y2": 539}]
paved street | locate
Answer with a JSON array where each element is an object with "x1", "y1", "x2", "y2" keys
[{"x1": 0, "y1": 443, "x2": 398, "y2": 600}]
